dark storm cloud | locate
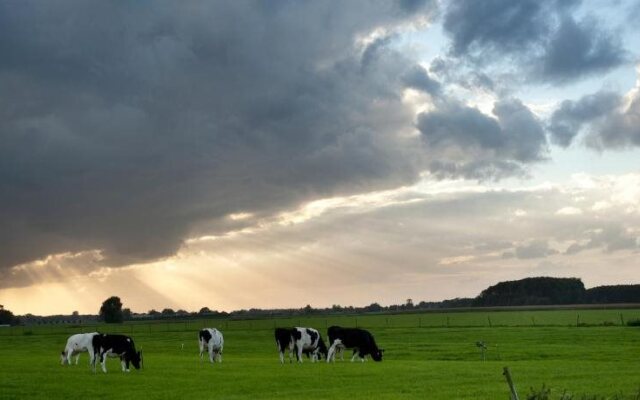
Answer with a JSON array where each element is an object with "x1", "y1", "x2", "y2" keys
[
  {"x1": 538, "y1": 16, "x2": 626, "y2": 83},
  {"x1": 441, "y1": 0, "x2": 626, "y2": 83},
  {"x1": 401, "y1": 65, "x2": 441, "y2": 95},
  {"x1": 589, "y1": 92, "x2": 640, "y2": 148},
  {"x1": 548, "y1": 91, "x2": 622, "y2": 147},
  {"x1": 417, "y1": 98, "x2": 547, "y2": 179},
  {"x1": 548, "y1": 89, "x2": 640, "y2": 149},
  {"x1": 0, "y1": 1, "x2": 437, "y2": 272},
  {"x1": 398, "y1": 0, "x2": 435, "y2": 14},
  {"x1": 443, "y1": 0, "x2": 552, "y2": 57}
]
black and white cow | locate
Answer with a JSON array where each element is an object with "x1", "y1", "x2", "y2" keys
[
  {"x1": 292, "y1": 327, "x2": 327, "y2": 363},
  {"x1": 198, "y1": 328, "x2": 224, "y2": 363},
  {"x1": 60, "y1": 332, "x2": 100, "y2": 366},
  {"x1": 326, "y1": 326, "x2": 383, "y2": 362},
  {"x1": 92, "y1": 334, "x2": 142, "y2": 373},
  {"x1": 275, "y1": 327, "x2": 295, "y2": 363}
]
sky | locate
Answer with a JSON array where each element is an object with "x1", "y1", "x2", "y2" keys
[{"x1": 1, "y1": 0, "x2": 639, "y2": 316}]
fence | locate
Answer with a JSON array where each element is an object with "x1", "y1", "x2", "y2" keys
[{"x1": 1, "y1": 308, "x2": 638, "y2": 337}]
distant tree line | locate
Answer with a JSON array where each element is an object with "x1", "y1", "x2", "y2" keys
[
  {"x1": 473, "y1": 277, "x2": 640, "y2": 307},
  {"x1": 6, "y1": 277, "x2": 640, "y2": 326}
]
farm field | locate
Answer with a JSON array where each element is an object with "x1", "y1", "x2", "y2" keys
[{"x1": 1, "y1": 309, "x2": 639, "y2": 399}]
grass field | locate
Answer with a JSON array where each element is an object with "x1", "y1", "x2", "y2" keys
[{"x1": 1, "y1": 309, "x2": 639, "y2": 399}]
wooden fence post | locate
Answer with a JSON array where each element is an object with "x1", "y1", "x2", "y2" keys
[
  {"x1": 503, "y1": 367, "x2": 520, "y2": 400},
  {"x1": 576, "y1": 314, "x2": 580, "y2": 327},
  {"x1": 488, "y1": 316, "x2": 492, "y2": 327},
  {"x1": 620, "y1": 313, "x2": 625, "y2": 326}
]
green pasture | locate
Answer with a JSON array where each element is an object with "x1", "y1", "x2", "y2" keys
[{"x1": 1, "y1": 309, "x2": 639, "y2": 399}]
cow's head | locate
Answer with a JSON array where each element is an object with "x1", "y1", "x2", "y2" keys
[
  {"x1": 317, "y1": 338, "x2": 328, "y2": 360},
  {"x1": 128, "y1": 350, "x2": 142, "y2": 370},
  {"x1": 371, "y1": 348, "x2": 383, "y2": 362}
]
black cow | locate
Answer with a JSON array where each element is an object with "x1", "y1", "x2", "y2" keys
[
  {"x1": 92, "y1": 334, "x2": 142, "y2": 373},
  {"x1": 327, "y1": 326, "x2": 383, "y2": 362}
]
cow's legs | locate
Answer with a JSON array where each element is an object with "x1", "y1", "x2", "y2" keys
[
  {"x1": 91, "y1": 350, "x2": 99, "y2": 373},
  {"x1": 288, "y1": 342, "x2": 294, "y2": 363},
  {"x1": 279, "y1": 349, "x2": 285, "y2": 364},
  {"x1": 100, "y1": 351, "x2": 108, "y2": 373},
  {"x1": 296, "y1": 344, "x2": 304, "y2": 363},
  {"x1": 326, "y1": 341, "x2": 338, "y2": 363},
  {"x1": 121, "y1": 357, "x2": 127, "y2": 372},
  {"x1": 74, "y1": 353, "x2": 80, "y2": 365},
  {"x1": 207, "y1": 342, "x2": 214, "y2": 363},
  {"x1": 199, "y1": 340, "x2": 205, "y2": 361},
  {"x1": 66, "y1": 350, "x2": 74, "y2": 365},
  {"x1": 88, "y1": 349, "x2": 95, "y2": 367}
]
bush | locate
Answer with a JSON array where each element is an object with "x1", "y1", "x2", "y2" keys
[{"x1": 627, "y1": 319, "x2": 640, "y2": 327}]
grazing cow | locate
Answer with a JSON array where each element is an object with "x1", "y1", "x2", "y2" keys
[
  {"x1": 198, "y1": 328, "x2": 224, "y2": 363},
  {"x1": 327, "y1": 326, "x2": 383, "y2": 362},
  {"x1": 60, "y1": 332, "x2": 100, "y2": 366},
  {"x1": 275, "y1": 327, "x2": 295, "y2": 364},
  {"x1": 292, "y1": 327, "x2": 327, "y2": 363},
  {"x1": 92, "y1": 334, "x2": 142, "y2": 373}
]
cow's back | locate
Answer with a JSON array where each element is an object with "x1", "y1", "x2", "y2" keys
[{"x1": 328, "y1": 327, "x2": 373, "y2": 349}]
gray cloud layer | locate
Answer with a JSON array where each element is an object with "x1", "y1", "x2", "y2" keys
[
  {"x1": 0, "y1": 1, "x2": 436, "y2": 270},
  {"x1": 549, "y1": 89, "x2": 640, "y2": 149},
  {"x1": 0, "y1": 0, "x2": 635, "y2": 278},
  {"x1": 417, "y1": 98, "x2": 547, "y2": 179},
  {"x1": 442, "y1": 0, "x2": 627, "y2": 83}
]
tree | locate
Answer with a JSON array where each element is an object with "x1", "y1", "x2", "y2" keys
[
  {"x1": 99, "y1": 296, "x2": 123, "y2": 323},
  {"x1": 148, "y1": 309, "x2": 160, "y2": 316},
  {"x1": 364, "y1": 302, "x2": 383, "y2": 312},
  {"x1": 161, "y1": 308, "x2": 175, "y2": 316},
  {"x1": 0, "y1": 305, "x2": 17, "y2": 325},
  {"x1": 199, "y1": 307, "x2": 212, "y2": 314},
  {"x1": 122, "y1": 308, "x2": 132, "y2": 321}
]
